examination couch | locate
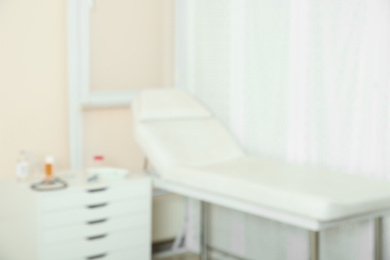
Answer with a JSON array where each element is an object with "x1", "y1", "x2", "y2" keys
[{"x1": 133, "y1": 89, "x2": 390, "y2": 260}]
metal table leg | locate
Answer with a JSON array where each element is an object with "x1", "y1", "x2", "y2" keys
[
  {"x1": 201, "y1": 201, "x2": 209, "y2": 260},
  {"x1": 375, "y1": 218, "x2": 382, "y2": 260},
  {"x1": 310, "y1": 231, "x2": 319, "y2": 260}
]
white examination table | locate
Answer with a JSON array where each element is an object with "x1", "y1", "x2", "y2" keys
[{"x1": 133, "y1": 89, "x2": 390, "y2": 260}]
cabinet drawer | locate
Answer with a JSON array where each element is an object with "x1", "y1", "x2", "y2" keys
[
  {"x1": 43, "y1": 213, "x2": 149, "y2": 245},
  {"x1": 40, "y1": 180, "x2": 150, "y2": 212},
  {"x1": 41, "y1": 229, "x2": 148, "y2": 260},
  {"x1": 66, "y1": 247, "x2": 150, "y2": 260},
  {"x1": 41, "y1": 197, "x2": 149, "y2": 228}
]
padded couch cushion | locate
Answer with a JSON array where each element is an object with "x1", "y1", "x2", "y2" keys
[
  {"x1": 135, "y1": 119, "x2": 244, "y2": 174},
  {"x1": 167, "y1": 157, "x2": 390, "y2": 221},
  {"x1": 133, "y1": 88, "x2": 390, "y2": 221}
]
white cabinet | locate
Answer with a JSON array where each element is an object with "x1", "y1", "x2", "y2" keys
[{"x1": 0, "y1": 173, "x2": 151, "y2": 260}]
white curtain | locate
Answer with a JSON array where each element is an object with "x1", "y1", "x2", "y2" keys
[{"x1": 177, "y1": 0, "x2": 390, "y2": 259}]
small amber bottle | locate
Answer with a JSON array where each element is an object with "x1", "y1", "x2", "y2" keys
[{"x1": 44, "y1": 156, "x2": 55, "y2": 181}]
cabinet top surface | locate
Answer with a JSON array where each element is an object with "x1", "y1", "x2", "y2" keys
[{"x1": 0, "y1": 171, "x2": 151, "y2": 194}]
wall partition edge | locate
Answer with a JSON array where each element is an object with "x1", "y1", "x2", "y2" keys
[
  {"x1": 67, "y1": 0, "x2": 85, "y2": 169},
  {"x1": 174, "y1": 0, "x2": 190, "y2": 91}
]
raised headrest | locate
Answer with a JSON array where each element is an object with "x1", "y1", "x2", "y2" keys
[
  {"x1": 133, "y1": 88, "x2": 212, "y2": 122},
  {"x1": 132, "y1": 88, "x2": 245, "y2": 174}
]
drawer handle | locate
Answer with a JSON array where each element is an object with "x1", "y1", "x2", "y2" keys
[
  {"x1": 86, "y1": 253, "x2": 107, "y2": 259},
  {"x1": 87, "y1": 218, "x2": 108, "y2": 225},
  {"x1": 87, "y1": 203, "x2": 108, "y2": 209},
  {"x1": 87, "y1": 234, "x2": 107, "y2": 241},
  {"x1": 87, "y1": 187, "x2": 108, "y2": 193}
]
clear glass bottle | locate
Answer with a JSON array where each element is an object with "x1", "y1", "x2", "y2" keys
[{"x1": 16, "y1": 151, "x2": 29, "y2": 182}]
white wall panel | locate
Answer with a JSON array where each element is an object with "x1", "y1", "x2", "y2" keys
[
  {"x1": 191, "y1": 0, "x2": 232, "y2": 126},
  {"x1": 320, "y1": 220, "x2": 374, "y2": 260},
  {"x1": 178, "y1": 0, "x2": 390, "y2": 259},
  {"x1": 244, "y1": 0, "x2": 290, "y2": 159},
  {"x1": 209, "y1": 205, "x2": 308, "y2": 260}
]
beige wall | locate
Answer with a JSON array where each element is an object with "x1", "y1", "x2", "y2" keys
[
  {"x1": 0, "y1": 0, "x2": 174, "y2": 176},
  {"x1": 84, "y1": 0, "x2": 174, "y2": 169},
  {"x1": 83, "y1": 107, "x2": 144, "y2": 170},
  {"x1": 0, "y1": 0, "x2": 181, "y2": 243},
  {"x1": 0, "y1": 0, "x2": 68, "y2": 177},
  {"x1": 85, "y1": 0, "x2": 180, "y2": 243},
  {"x1": 90, "y1": 0, "x2": 174, "y2": 90},
  {"x1": 153, "y1": 194, "x2": 185, "y2": 243}
]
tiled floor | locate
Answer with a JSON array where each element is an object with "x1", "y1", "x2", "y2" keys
[{"x1": 153, "y1": 252, "x2": 200, "y2": 260}]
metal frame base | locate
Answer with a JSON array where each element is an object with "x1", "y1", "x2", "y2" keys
[
  {"x1": 310, "y1": 231, "x2": 319, "y2": 260},
  {"x1": 154, "y1": 180, "x2": 385, "y2": 260},
  {"x1": 201, "y1": 201, "x2": 209, "y2": 260},
  {"x1": 375, "y1": 218, "x2": 382, "y2": 260},
  {"x1": 199, "y1": 210, "x2": 383, "y2": 260}
]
